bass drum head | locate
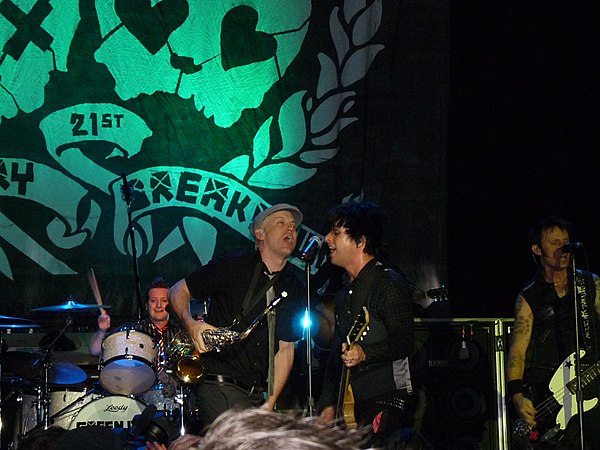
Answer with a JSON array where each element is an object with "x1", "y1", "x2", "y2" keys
[{"x1": 68, "y1": 396, "x2": 145, "y2": 430}]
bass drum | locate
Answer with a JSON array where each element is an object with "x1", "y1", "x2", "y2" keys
[
  {"x1": 100, "y1": 324, "x2": 158, "y2": 395},
  {"x1": 67, "y1": 396, "x2": 145, "y2": 430}
]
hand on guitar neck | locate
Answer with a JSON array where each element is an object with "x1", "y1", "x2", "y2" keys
[{"x1": 342, "y1": 342, "x2": 366, "y2": 368}]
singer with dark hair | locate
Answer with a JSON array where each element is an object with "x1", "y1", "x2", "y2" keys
[
  {"x1": 317, "y1": 201, "x2": 414, "y2": 448},
  {"x1": 506, "y1": 215, "x2": 600, "y2": 449},
  {"x1": 169, "y1": 204, "x2": 306, "y2": 429}
]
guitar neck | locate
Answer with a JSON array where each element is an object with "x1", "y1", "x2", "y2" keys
[
  {"x1": 336, "y1": 365, "x2": 349, "y2": 416},
  {"x1": 566, "y1": 360, "x2": 600, "y2": 392}
]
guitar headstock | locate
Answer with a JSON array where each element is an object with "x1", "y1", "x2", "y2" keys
[
  {"x1": 426, "y1": 285, "x2": 448, "y2": 302},
  {"x1": 346, "y1": 306, "x2": 370, "y2": 346}
]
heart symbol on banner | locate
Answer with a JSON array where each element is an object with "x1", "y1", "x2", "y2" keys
[
  {"x1": 115, "y1": 0, "x2": 189, "y2": 55},
  {"x1": 221, "y1": 5, "x2": 277, "y2": 71}
]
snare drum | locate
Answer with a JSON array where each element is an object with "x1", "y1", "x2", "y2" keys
[
  {"x1": 100, "y1": 326, "x2": 158, "y2": 395},
  {"x1": 68, "y1": 396, "x2": 145, "y2": 430}
]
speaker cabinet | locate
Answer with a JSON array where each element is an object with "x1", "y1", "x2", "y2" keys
[{"x1": 408, "y1": 319, "x2": 511, "y2": 450}]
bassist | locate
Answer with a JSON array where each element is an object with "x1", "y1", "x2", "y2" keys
[
  {"x1": 506, "y1": 216, "x2": 600, "y2": 449},
  {"x1": 317, "y1": 201, "x2": 415, "y2": 447}
]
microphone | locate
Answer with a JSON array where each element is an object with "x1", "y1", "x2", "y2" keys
[
  {"x1": 562, "y1": 242, "x2": 583, "y2": 253},
  {"x1": 120, "y1": 172, "x2": 134, "y2": 204},
  {"x1": 300, "y1": 236, "x2": 323, "y2": 262}
]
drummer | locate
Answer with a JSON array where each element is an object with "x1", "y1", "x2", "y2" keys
[{"x1": 89, "y1": 276, "x2": 182, "y2": 410}]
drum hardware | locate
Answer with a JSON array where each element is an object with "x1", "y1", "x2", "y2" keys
[
  {"x1": 0, "y1": 315, "x2": 41, "y2": 329},
  {"x1": 15, "y1": 307, "x2": 95, "y2": 430},
  {"x1": 1, "y1": 315, "x2": 40, "y2": 450},
  {"x1": 30, "y1": 298, "x2": 112, "y2": 313},
  {"x1": 166, "y1": 292, "x2": 288, "y2": 383}
]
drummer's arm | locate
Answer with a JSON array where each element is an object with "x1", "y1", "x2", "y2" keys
[{"x1": 89, "y1": 312, "x2": 110, "y2": 356}]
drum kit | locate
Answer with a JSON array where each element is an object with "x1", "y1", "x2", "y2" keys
[{"x1": 0, "y1": 300, "x2": 188, "y2": 449}]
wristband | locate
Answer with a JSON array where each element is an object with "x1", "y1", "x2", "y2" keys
[{"x1": 507, "y1": 379, "x2": 524, "y2": 398}]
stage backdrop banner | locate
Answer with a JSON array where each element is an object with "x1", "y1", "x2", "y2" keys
[{"x1": 0, "y1": 0, "x2": 447, "y2": 316}]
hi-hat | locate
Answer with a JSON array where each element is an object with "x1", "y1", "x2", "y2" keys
[
  {"x1": 0, "y1": 314, "x2": 41, "y2": 329},
  {"x1": 0, "y1": 351, "x2": 87, "y2": 384},
  {"x1": 31, "y1": 300, "x2": 111, "y2": 313}
]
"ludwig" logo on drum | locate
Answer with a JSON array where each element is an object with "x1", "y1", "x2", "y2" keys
[{"x1": 103, "y1": 404, "x2": 129, "y2": 412}]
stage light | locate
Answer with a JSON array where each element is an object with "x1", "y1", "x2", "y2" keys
[{"x1": 301, "y1": 309, "x2": 312, "y2": 329}]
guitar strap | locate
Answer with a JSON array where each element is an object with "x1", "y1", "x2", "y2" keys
[
  {"x1": 575, "y1": 270, "x2": 596, "y2": 349},
  {"x1": 238, "y1": 257, "x2": 281, "y2": 397},
  {"x1": 238, "y1": 258, "x2": 281, "y2": 323}
]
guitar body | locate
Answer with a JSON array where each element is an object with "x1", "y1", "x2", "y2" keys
[
  {"x1": 335, "y1": 307, "x2": 369, "y2": 429},
  {"x1": 548, "y1": 351, "x2": 597, "y2": 432},
  {"x1": 341, "y1": 380, "x2": 357, "y2": 429},
  {"x1": 512, "y1": 350, "x2": 600, "y2": 449}
]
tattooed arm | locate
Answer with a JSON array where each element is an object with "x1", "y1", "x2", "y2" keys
[{"x1": 506, "y1": 294, "x2": 536, "y2": 426}]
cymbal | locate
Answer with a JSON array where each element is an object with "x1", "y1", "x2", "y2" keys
[
  {"x1": 0, "y1": 314, "x2": 41, "y2": 329},
  {"x1": 0, "y1": 351, "x2": 87, "y2": 384},
  {"x1": 31, "y1": 300, "x2": 111, "y2": 313}
]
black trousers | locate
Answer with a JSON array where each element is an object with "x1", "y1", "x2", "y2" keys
[
  {"x1": 354, "y1": 389, "x2": 414, "y2": 448},
  {"x1": 193, "y1": 379, "x2": 264, "y2": 432}
]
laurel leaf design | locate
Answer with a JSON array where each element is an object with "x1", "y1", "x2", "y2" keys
[
  {"x1": 353, "y1": 0, "x2": 382, "y2": 46},
  {"x1": 252, "y1": 117, "x2": 274, "y2": 168},
  {"x1": 316, "y1": 53, "x2": 338, "y2": 99},
  {"x1": 310, "y1": 92, "x2": 354, "y2": 134},
  {"x1": 341, "y1": 44, "x2": 384, "y2": 87},
  {"x1": 311, "y1": 117, "x2": 358, "y2": 146},
  {"x1": 248, "y1": 163, "x2": 317, "y2": 189},
  {"x1": 300, "y1": 148, "x2": 339, "y2": 164},
  {"x1": 220, "y1": 155, "x2": 249, "y2": 181},
  {"x1": 330, "y1": 7, "x2": 349, "y2": 65},
  {"x1": 343, "y1": 0, "x2": 366, "y2": 24},
  {"x1": 238, "y1": 0, "x2": 384, "y2": 191},
  {"x1": 273, "y1": 91, "x2": 307, "y2": 160}
]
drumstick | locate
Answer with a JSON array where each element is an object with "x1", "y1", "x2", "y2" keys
[{"x1": 87, "y1": 268, "x2": 107, "y2": 315}]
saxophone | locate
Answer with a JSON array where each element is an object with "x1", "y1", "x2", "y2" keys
[{"x1": 167, "y1": 292, "x2": 287, "y2": 383}]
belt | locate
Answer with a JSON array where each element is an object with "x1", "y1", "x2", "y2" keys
[{"x1": 203, "y1": 374, "x2": 263, "y2": 395}]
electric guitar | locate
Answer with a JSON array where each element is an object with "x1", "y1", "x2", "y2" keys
[
  {"x1": 412, "y1": 286, "x2": 448, "y2": 310},
  {"x1": 335, "y1": 306, "x2": 370, "y2": 429},
  {"x1": 512, "y1": 350, "x2": 600, "y2": 449}
]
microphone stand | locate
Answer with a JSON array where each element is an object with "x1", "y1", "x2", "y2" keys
[
  {"x1": 121, "y1": 174, "x2": 144, "y2": 322},
  {"x1": 304, "y1": 260, "x2": 315, "y2": 417},
  {"x1": 570, "y1": 253, "x2": 585, "y2": 450}
]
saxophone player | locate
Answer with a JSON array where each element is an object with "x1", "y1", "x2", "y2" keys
[{"x1": 169, "y1": 204, "x2": 306, "y2": 429}]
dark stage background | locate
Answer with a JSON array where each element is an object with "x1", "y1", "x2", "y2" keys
[{"x1": 449, "y1": 0, "x2": 600, "y2": 318}]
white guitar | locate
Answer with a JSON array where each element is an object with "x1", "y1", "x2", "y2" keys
[{"x1": 512, "y1": 350, "x2": 600, "y2": 449}]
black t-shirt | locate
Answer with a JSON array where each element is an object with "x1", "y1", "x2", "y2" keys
[{"x1": 185, "y1": 251, "x2": 305, "y2": 387}]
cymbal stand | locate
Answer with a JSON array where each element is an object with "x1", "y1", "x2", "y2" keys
[{"x1": 39, "y1": 315, "x2": 74, "y2": 429}]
